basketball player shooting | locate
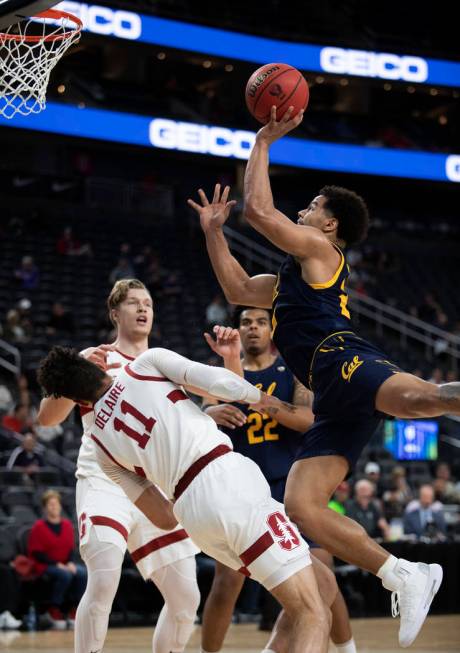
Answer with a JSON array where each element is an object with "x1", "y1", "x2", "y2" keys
[
  {"x1": 187, "y1": 105, "x2": 460, "y2": 647},
  {"x1": 37, "y1": 346, "x2": 332, "y2": 653}
]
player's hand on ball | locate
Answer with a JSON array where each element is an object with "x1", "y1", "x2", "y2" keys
[
  {"x1": 187, "y1": 184, "x2": 237, "y2": 232},
  {"x1": 204, "y1": 404, "x2": 247, "y2": 429},
  {"x1": 83, "y1": 344, "x2": 121, "y2": 372},
  {"x1": 256, "y1": 105, "x2": 304, "y2": 145},
  {"x1": 204, "y1": 325, "x2": 242, "y2": 360}
]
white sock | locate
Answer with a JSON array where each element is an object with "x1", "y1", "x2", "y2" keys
[
  {"x1": 377, "y1": 556, "x2": 417, "y2": 592},
  {"x1": 261, "y1": 649, "x2": 277, "y2": 653},
  {"x1": 201, "y1": 649, "x2": 217, "y2": 653},
  {"x1": 336, "y1": 637, "x2": 357, "y2": 653}
]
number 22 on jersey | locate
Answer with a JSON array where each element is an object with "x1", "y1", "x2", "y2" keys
[{"x1": 247, "y1": 382, "x2": 279, "y2": 444}]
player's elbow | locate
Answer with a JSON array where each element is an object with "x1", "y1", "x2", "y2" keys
[{"x1": 243, "y1": 201, "x2": 270, "y2": 224}]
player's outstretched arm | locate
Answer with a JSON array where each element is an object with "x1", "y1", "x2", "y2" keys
[
  {"x1": 244, "y1": 106, "x2": 326, "y2": 259},
  {"x1": 259, "y1": 378, "x2": 314, "y2": 432},
  {"x1": 188, "y1": 184, "x2": 276, "y2": 307}
]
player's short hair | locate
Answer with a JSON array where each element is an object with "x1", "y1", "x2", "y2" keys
[
  {"x1": 107, "y1": 278, "x2": 150, "y2": 325},
  {"x1": 319, "y1": 185, "x2": 369, "y2": 246},
  {"x1": 41, "y1": 489, "x2": 61, "y2": 508},
  {"x1": 232, "y1": 305, "x2": 272, "y2": 328},
  {"x1": 37, "y1": 346, "x2": 106, "y2": 403}
]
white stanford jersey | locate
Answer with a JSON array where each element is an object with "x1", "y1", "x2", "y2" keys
[
  {"x1": 76, "y1": 349, "x2": 135, "y2": 490},
  {"x1": 91, "y1": 349, "x2": 234, "y2": 500}
]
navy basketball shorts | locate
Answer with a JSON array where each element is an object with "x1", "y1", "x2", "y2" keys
[{"x1": 296, "y1": 332, "x2": 401, "y2": 470}]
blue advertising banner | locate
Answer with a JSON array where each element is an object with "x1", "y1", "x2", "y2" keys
[{"x1": 2, "y1": 102, "x2": 459, "y2": 183}]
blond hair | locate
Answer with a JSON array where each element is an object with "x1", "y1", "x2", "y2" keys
[
  {"x1": 41, "y1": 489, "x2": 61, "y2": 508},
  {"x1": 107, "y1": 279, "x2": 150, "y2": 326}
]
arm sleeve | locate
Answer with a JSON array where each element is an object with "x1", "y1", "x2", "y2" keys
[
  {"x1": 146, "y1": 348, "x2": 261, "y2": 404},
  {"x1": 98, "y1": 456, "x2": 155, "y2": 504}
]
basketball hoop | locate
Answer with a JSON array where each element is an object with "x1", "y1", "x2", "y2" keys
[{"x1": 0, "y1": 9, "x2": 82, "y2": 119}]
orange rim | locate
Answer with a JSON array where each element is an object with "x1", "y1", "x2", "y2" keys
[{"x1": 0, "y1": 9, "x2": 82, "y2": 42}]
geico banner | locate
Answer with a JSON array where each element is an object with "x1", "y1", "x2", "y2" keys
[
  {"x1": 53, "y1": 3, "x2": 460, "y2": 88},
  {"x1": 55, "y1": 2, "x2": 141, "y2": 39},
  {"x1": 0, "y1": 103, "x2": 459, "y2": 183},
  {"x1": 320, "y1": 48, "x2": 428, "y2": 83}
]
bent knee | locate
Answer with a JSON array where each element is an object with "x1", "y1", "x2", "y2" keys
[{"x1": 313, "y1": 559, "x2": 337, "y2": 608}]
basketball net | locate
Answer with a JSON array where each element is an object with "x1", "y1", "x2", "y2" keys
[{"x1": 0, "y1": 9, "x2": 82, "y2": 119}]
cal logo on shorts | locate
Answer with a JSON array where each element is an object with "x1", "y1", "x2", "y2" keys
[
  {"x1": 267, "y1": 512, "x2": 301, "y2": 551},
  {"x1": 341, "y1": 355, "x2": 363, "y2": 382}
]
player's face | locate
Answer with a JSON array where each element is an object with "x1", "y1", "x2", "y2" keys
[
  {"x1": 297, "y1": 195, "x2": 329, "y2": 229},
  {"x1": 114, "y1": 289, "x2": 154, "y2": 338},
  {"x1": 238, "y1": 309, "x2": 272, "y2": 355}
]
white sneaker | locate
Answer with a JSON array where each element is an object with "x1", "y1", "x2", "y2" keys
[
  {"x1": 0, "y1": 611, "x2": 22, "y2": 630},
  {"x1": 391, "y1": 562, "x2": 443, "y2": 647}
]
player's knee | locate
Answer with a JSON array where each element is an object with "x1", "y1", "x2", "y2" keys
[
  {"x1": 172, "y1": 609, "x2": 196, "y2": 649},
  {"x1": 314, "y1": 560, "x2": 337, "y2": 608},
  {"x1": 285, "y1": 497, "x2": 317, "y2": 533},
  {"x1": 91, "y1": 571, "x2": 120, "y2": 605}
]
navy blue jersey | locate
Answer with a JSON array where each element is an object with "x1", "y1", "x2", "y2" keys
[
  {"x1": 223, "y1": 357, "x2": 300, "y2": 482},
  {"x1": 272, "y1": 244, "x2": 351, "y2": 389}
]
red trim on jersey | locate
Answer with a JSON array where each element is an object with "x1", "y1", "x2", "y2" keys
[
  {"x1": 167, "y1": 389, "x2": 189, "y2": 404},
  {"x1": 174, "y1": 444, "x2": 232, "y2": 500},
  {"x1": 130, "y1": 529, "x2": 189, "y2": 563},
  {"x1": 240, "y1": 531, "x2": 274, "y2": 567},
  {"x1": 238, "y1": 566, "x2": 251, "y2": 577},
  {"x1": 90, "y1": 434, "x2": 128, "y2": 471},
  {"x1": 79, "y1": 405, "x2": 92, "y2": 417},
  {"x1": 134, "y1": 466, "x2": 146, "y2": 478},
  {"x1": 114, "y1": 348, "x2": 135, "y2": 361},
  {"x1": 125, "y1": 364, "x2": 168, "y2": 382},
  {"x1": 90, "y1": 516, "x2": 128, "y2": 541}
]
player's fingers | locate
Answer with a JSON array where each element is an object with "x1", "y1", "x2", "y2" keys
[
  {"x1": 106, "y1": 362, "x2": 122, "y2": 371},
  {"x1": 270, "y1": 105, "x2": 277, "y2": 123},
  {"x1": 198, "y1": 188, "x2": 210, "y2": 206},
  {"x1": 203, "y1": 332, "x2": 217, "y2": 350},
  {"x1": 221, "y1": 185, "x2": 231, "y2": 204},
  {"x1": 187, "y1": 198, "x2": 201, "y2": 211},
  {"x1": 212, "y1": 183, "x2": 221, "y2": 204},
  {"x1": 294, "y1": 109, "x2": 305, "y2": 124},
  {"x1": 226, "y1": 406, "x2": 247, "y2": 425},
  {"x1": 226, "y1": 200, "x2": 237, "y2": 210},
  {"x1": 224, "y1": 326, "x2": 233, "y2": 340},
  {"x1": 283, "y1": 106, "x2": 294, "y2": 122}
]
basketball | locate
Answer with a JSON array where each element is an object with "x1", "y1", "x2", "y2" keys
[{"x1": 245, "y1": 63, "x2": 309, "y2": 124}]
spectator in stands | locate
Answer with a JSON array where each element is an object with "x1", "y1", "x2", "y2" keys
[
  {"x1": 328, "y1": 480, "x2": 350, "y2": 515},
  {"x1": 0, "y1": 567, "x2": 22, "y2": 630},
  {"x1": 46, "y1": 302, "x2": 75, "y2": 337},
  {"x1": 433, "y1": 462, "x2": 460, "y2": 504},
  {"x1": 0, "y1": 380, "x2": 14, "y2": 414},
  {"x1": 205, "y1": 294, "x2": 228, "y2": 329},
  {"x1": 109, "y1": 257, "x2": 135, "y2": 285},
  {"x1": 417, "y1": 292, "x2": 441, "y2": 324},
  {"x1": 403, "y1": 484, "x2": 447, "y2": 539},
  {"x1": 3, "y1": 310, "x2": 30, "y2": 345},
  {"x1": 56, "y1": 226, "x2": 92, "y2": 257},
  {"x1": 28, "y1": 490, "x2": 86, "y2": 629},
  {"x1": 14, "y1": 256, "x2": 39, "y2": 290},
  {"x1": 363, "y1": 462, "x2": 385, "y2": 497},
  {"x1": 16, "y1": 298, "x2": 34, "y2": 334},
  {"x1": 382, "y1": 467, "x2": 413, "y2": 520},
  {"x1": 6, "y1": 432, "x2": 43, "y2": 473},
  {"x1": 346, "y1": 479, "x2": 390, "y2": 540},
  {"x1": 428, "y1": 368, "x2": 444, "y2": 384},
  {"x1": 162, "y1": 270, "x2": 183, "y2": 299},
  {"x1": 1, "y1": 403, "x2": 33, "y2": 433}
]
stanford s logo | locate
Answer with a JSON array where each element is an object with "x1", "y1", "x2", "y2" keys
[
  {"x1": 341, "y1": 355, "x2": 363, "y2": 382},
  {"x1": 267, "y1": 512, "x2": 301, "y2": 551}
]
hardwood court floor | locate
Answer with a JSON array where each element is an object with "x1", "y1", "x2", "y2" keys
[{"x1": 1, "y1": 615, "x2": 459, "y2": 652}]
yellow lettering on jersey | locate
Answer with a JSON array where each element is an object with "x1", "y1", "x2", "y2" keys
[
  {"x1": 339, "y1": 279, "x2": 350, "y2": 319},
  {"x1": 247, "y1": 412, "x2": 264, "y2": 444},
  {"x1": 341, "y1": 355, "x2": 363, "y2": 382}
]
